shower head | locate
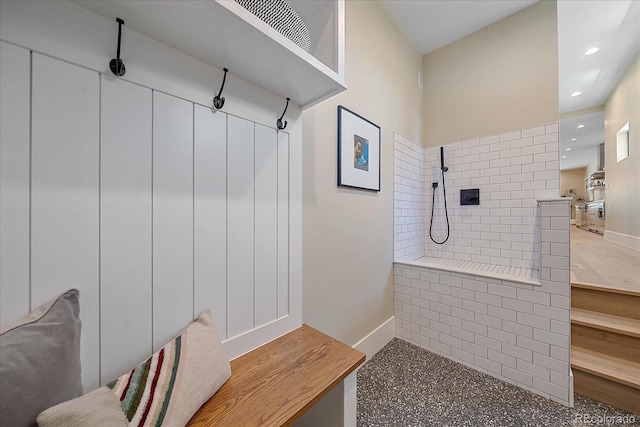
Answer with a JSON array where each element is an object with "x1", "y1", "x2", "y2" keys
[{"x1": 440, "y1": 146, "x2": 448, "y2": 172}]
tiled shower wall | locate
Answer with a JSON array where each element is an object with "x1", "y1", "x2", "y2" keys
[
  {"x1": 425, "y1": 124, "x2": 560, "y2": 270},
  {"x1": 393, "y1": 133, "x2": 425, "y2": 260},
  {"x1": 394, "y1": 200, "x2": 572, "y2": 405},
  {"x1": 394, "y1": 124, "x2": 560, "y2": 270}
]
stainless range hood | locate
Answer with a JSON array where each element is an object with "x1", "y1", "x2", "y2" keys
[{"x1": 588, "y1": 143, "x2": 605, "y2": 179}]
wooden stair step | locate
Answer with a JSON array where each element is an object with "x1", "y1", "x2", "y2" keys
[
  {"x1": 572, "y1": 281, "x2": 640, "y2": 297},
  {"x1": 571, "y1": 283, "x2": 640, "y2": 320},
  {"x1": 572, "y1": 308, "x2": 640, "y2": 339},
  {"x1": 572, "y1": 346, "x2": 640, "y2": 390},
  {"x1": 572, "y1": 370, "x2": 640, "y2": 415}
]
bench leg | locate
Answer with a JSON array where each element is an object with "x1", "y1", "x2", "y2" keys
[
  {"x1": 343, "y1": 372, "x2": 357, "y2": 426},
  {"x1": 293, "y1": 371, "x2": 358, "y2": 427}
]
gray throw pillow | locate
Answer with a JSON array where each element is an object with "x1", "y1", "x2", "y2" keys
[{"x1": 0, "y1": 289, "x2": 82, "y2": 427}]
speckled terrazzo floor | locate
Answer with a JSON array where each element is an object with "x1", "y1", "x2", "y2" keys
[{"x1": 357, "y1": 338, "x2": 639, "y2": 426}]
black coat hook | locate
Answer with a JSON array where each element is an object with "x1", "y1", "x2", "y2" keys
[
  {"x1": 277, "y1": 98, "x2": 290, "y2": 130},
  {"x1": 109, "y1": 18, "x2": 126, "y2": 77},
  {"x1": 213, "y1": 68, "x2": 229, "y2": 110}
]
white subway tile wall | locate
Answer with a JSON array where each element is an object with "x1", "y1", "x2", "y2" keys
[
  {"x1": 394, "y1": 133, "x2": 426, "y2": 260},
  {"x1": 394, "y1": 200, "x2": 571, "y2": 405},
  {"x1": 424, "y1": 124, "x2": 560, "y2": 269},
  {"x1": 393, "y1": 123, "x2": 560, "y2": 271}
]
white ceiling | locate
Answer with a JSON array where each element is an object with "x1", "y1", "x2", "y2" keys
[
  {"x1": 558, "y1": 112, "x2": 605, "y2": 171},
  {"x1": 558, "y1": 1, "x2": 639, "y2": 114},
  {"x1": 557, "y1": 0, "x2": 639, "y2": 171},
  {"x1": 383, "y1": 0, "x2": 537, "y2": 54},
  {"x1": 383, "y1": 0, "x2": 640, "y2": 171}
]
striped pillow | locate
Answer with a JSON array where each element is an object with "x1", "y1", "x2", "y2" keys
[
  {"x1": 106, "y1": 333, "x2": 184, "y2": 425},
  {"x1": 37, "y1": 309, "x2": 230, "y2": 427}
]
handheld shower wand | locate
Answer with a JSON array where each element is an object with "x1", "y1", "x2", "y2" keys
[
  {"x1": 430, "y1": 146, "x2": 450, "y2": 245},
  {"x1": 440, "y1": 146, "x2": 448, "y2": 172}
]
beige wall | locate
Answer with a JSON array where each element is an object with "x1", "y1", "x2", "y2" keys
[
  {"x1": 560, "y1": 167, "x2": 587, "y2": 219},
  {"x1": 604, "y1": 54, "x2": 640, "y2": 239},
  {"x1": 422, "y1": 0, "x2": 558, "y2": 147},
  {"x1": 301, "y1": 0, "x2": 422, "y2": 345}
]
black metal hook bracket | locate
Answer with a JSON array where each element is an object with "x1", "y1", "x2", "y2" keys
[
  {"x1": 277, "y1": 97, "x2": 290, "y2": 130},
  {"x1": 213, "y1": 68, "x2": 229, "y2": 110},
  {"x1": 109, "y1": 18, "x2": 126, "y2": 77}
]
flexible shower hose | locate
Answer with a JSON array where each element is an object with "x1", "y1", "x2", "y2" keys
[{"x1": 429, "y1": 169, "x2": 450, "y2": 245}]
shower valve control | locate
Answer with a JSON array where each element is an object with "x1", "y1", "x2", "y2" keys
[{"x1": 460, "y1": 188, "x2": 480, "y2": 205}]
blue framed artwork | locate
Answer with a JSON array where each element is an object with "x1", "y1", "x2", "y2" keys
[{"x1": 337, "y1": 105, "x2": 381, "y2": 191}]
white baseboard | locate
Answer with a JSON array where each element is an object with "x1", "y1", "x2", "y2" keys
[
  {"x1": 223, "y1": 315, "x2": 300, "y2": 360},
  {"x1": 570, "y1": 219, "x2": 576, "y2": 225},
  {"x1": 353, "y1": 316, "x2": 395, "y2": 361},
  {"x1": 604, "y1": 230, "x2": 640, "y2": 251}
]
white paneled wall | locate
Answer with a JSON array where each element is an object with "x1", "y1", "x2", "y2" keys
[
  {"x1": 194, "y1": 105, "x2": 228, "y2": 338},
  {"x1": 227, "y1": 116, "x2": 256, "y2": 338},
  {"x1": 152, "y1": 92, "x2": 195, "y2": 350},
  {"x1": 100, "y1": 76, "x2": 153, "y2": 384},
  {"x1": 0, "y1": 41, "x2": 30, "y2": 325},
  {"x1": 0, "y1": 39, "x2": 298, "y2": 391},
  {"x1": 277, "y1": 131, "x2": 291, "y2": 318},
  {"x1": 255, "y1": 124, "x2": 279, "y2": 327},
  {"x1": 30, "y1": 53, "x2": 101, "y2": 389}
]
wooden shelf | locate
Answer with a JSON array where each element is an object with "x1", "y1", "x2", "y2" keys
[{"x1": 73, "y1": 0, "x2": 346, "y2": 109}]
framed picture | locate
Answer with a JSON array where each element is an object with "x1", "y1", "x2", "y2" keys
[{"x1": 337, "y1": 105, "x2": 381, "y2": 191}]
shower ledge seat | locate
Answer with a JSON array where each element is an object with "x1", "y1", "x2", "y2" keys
[{"x1": 394, "y1": 256, "x2": 541, "y2": 286}]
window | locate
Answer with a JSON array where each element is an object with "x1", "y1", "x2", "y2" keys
[{"x1": 616, "y1": 122, "x2": 630, "y2": 162}]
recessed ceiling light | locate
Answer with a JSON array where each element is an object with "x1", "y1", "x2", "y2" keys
[
  {"x1": 577, "y1": 124, "x2": 585, "y2": 129},
  {"x1": 566, "y1": 148, "x2": 571, "y2": 151},
  {"x1": 562, "y1": 155, "x2": 567, "y2": 159},
  {"x1": 571, "y1": 138, "x2": 577, "y2": 141},
  {"x1": 585, "y1": 47, "x2": 599, "y2": 55},
  {"x1": 572, "y1": 91, "x2": 582, "y2": 97}
]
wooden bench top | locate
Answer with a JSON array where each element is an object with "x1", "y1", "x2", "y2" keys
[{"x1": 187, "y1": 324, "x2": 366, "y2": 427}]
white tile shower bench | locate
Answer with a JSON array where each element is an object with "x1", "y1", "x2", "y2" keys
[
  {"x1": 393, "y1": 199, "x2": 574, "y2": 288},
  {"x1": 394, "y1": 257, "x2": 541, "y2": 286},
  {"x1": 392, "y1": 197, "x2": 572, "y2": 404}
]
